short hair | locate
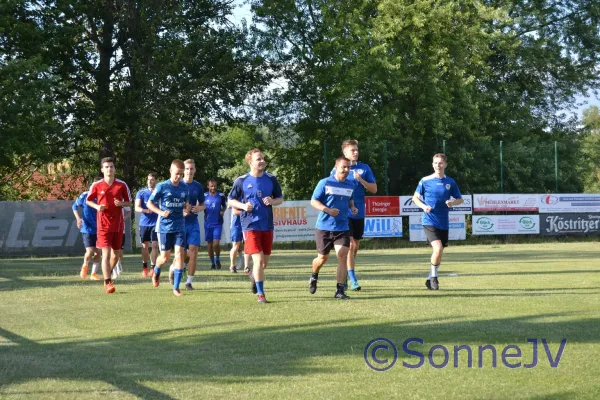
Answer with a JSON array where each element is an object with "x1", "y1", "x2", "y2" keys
[
  {"x1": 100, "y1": 157, "x2": 114, "y2": 167},
  {"x1": 341, "y1": 140, "x2": 358, "y2": 151},
  {"x1": 433, "y1": 153, "x2": 448, "y2": 162},
  {"x1": 335, "y1": 156, "x2": 351, "y2": 166},
  {"x1": 171, "y1": 159, "x2": 185, "y2": 169},
  {"x1": 207, "y1": 178, "x2": 217, "y2": 185},
  {"x1": 245, "y1": 148, "x2": 263, "y2": 164},
  {"x1": 184, "y1": 159, "x2": 195, "y2": 165},
  {"x1": 148, "y1": 172, "x2": 158, "y2": 179}
]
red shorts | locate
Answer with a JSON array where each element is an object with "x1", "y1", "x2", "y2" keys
[
  {"x1": 243, "y1": 230, "x2": 274, "y2": 255},
  {"x1": 96, "y1": 231, "x2": 123, "y2": 250}
]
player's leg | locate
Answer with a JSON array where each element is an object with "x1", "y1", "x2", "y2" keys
[
  {"x1": 206, "y1": 226, "x2": 216, "y2": 269},
  {"x1": 184, "y1": 222, "x2": 200, "y2": 289},
  {"x1": 333, "y1": 231, "x2": 351, "y2": 299},
  {"x1": 172, "y1": 231, "x2": 186, "y2": 296},
  {"x1": 90, "y1": 245, "x2": 101, "y2": 280},
  {"x1": 153, "y1": 233, "x2": 173, "y2": 288},
  {"x1": 140, "y1": 226, "x2": 151, "y2": 277},
  {"x1": 424, "y1": 226, "x2": 448, "y2": 290},
  {"x1": 309, "y1": 229, "x2": 332, "y2": 295},
  {"x1": 213, "y1": 225, "x2": 223, "y2": 269},
  {"x1": 347, "y1": 218, "x2": 364, "y2": 291},
  {"x1": 79, "y1": 233, "x2": 95, "y2": 278},
  {"x1": 150, "y1": 229, "x2": 159, "y2": 272}
]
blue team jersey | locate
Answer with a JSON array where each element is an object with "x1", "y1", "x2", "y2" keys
[
  {"x1": 228, "y1": 172, "x2": 283, "y2": 232},
  {"x1": 149, "y1": 180, "x2": 189, "y2": 233},
  {"x1": 72, "y1": 191, "x2": 97, "y2": 234},
  {"x1": 204, "y1": 192, "x2": 227, "y2": 226},
  {"x1": 184, "y1": 180, "x2": 205, "y2": 225},
  {"x1": 312, "y1": 176, "x2": 355, "y2": 231},
  {"x1": 330, "y1": 161, "x2": 375, "y2": 219},
  {"x1": 136, "y1": 188, "x2": 158, "y2": 227},
  {"x1": 414, "y1": 174, "x2": 462, "y2": 230},
  {"x1": 230, "y1": 213, "x2": 242, "y2": 231}
]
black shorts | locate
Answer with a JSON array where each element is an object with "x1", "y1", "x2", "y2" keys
[
  {"x1": 424, "y1": 225, "x2": 449, "y2": 247},
  {"x1": 315, "y1": 229, "x2": 350, "y2": 255},
  {"x1": 140, "y1": 225, "x2": 158, "y2": 243},
  {"x1": 348, "y1": 218, "x2": 365, "y2": 240}
]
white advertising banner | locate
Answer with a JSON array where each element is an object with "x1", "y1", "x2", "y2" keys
[
  {"x1": 472, "y1": 215, "x2": 540, "y2": 235},
  {"x1": 473, "y1": 194, "x2": 539, "y2": 212},
  {"x1": 400, "y1": 194, "x2": 473, "y2": 216},
  {"x1": 538, "y1": 194, "x2": 600, "y2": 213},
  {"x1": 409, "y1": 215, "x2": 466, "y2": 241},
  {"x1": 363, "y1": 217, "x2": 403, "y2": 238},
  {"x1": 272, "y1": 200, "x2": 318, "y2": 242}
]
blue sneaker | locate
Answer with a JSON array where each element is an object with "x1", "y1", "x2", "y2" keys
[{"x1": 350, "y1": 280, "x2": 361, "y2": 291}]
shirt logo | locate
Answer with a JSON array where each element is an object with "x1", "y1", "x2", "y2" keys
[
  {"x1": 257, "y1": 190, "x2": 262, "y2": 198},
  {"x1": 356, "y1": 169, "x2": 364, "y2": 175},
  {"x1": 181, "y1": 192, "x2": 185, "y2": 197},
  {"x1": 100, "y1": 191, "x2": 105, "y2": 195},
  {"x1": 247, "y1": 184, "x2": 253, "y2": 189},
  {"x1": 166, "y1": 192, "x2": 171, "y2": 196},
  {"x1": 445, "y1": 184, "x2": 451, "y2": 190}
]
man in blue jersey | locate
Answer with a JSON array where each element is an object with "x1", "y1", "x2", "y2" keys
[
  {"x1": 175, "y1": 159, "x2": 205, "y2": 290},
  {"x1": 228, "y1": 149, "x2": 283, "y2": 304},
  {"x1": 147, "y1": 159, "x2": 190, "y2": 296},
  {"x1": 204, "y1": 179, "x2": 227, "y2": 270},
  {"x1": 72, "y1": 175, "x2": 102, "y2": 280},
  {"x1": 135, "y1": 172, "x2": 159, "y2": 278},
  {"x1": 412, "y1": 153, "x2": 463, "y2": 290},
  {"x1": 310, "y1": 157, "x2": 358, "y2": 300},
  {"x1": 332, "y1": 139, "x2": 377, "y2": 291},
  {"x1": 228, "y1": 206, "x2": 246, "y2": 273}
]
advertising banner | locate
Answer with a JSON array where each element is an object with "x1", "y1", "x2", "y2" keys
[
  {"x1": 472, "y1": 215, "x2": 540, "y2": 235},
  {"x1": 538, "y1": 194, "x2": 600, "y2": 213},
  {"x1": 400, "y1": 195, "x2": 473, "y2": 216},
  {"x1": 1, "y1": 201, "x2": 132, "y2": 256},
  {"x1": 272, "y1": 200, "x2": 318, "y2": 242},
  {"x1": 473, "y1": 194, "x2": 539, "y2": 212},
  {"x1": 364, "y1": 217, "x2": 403, "y2": 237},
  {"x1": 409, "y1": 215, "x2": 466, "y2": 241},
  {"x1": 540, "y1": 213, "x2": 600, "y2": 236},
  {"x1": 365, "y1": 196, "x2": 400, "y2": 216}
]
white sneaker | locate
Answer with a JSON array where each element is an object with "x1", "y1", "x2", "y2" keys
[{"x1": 111, "y1": 268, "x2": 119, "y2": 280}]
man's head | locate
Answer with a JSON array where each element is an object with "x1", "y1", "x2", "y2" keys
[
  {"x1": 147, "y1": 172, "x2": 158, "y2": 189},
  {"x1": 207, "y1": 179, "x2": 217, "y2": 194},
  {"x1": 183, "y1": 159, "x2": 196, "y2": 183},
  {"x1": 341, "y1": 140, "x2": 359, "y2": 162},
  {"x1": 170, "y1": 159, "x2": 185, "y2": 184},
  {"x1": 432, "y1": 153, "x2": 448, "y2": 174},
  {"x1": 245, "y1": 148, "x2": 266, "y2": 174},
  {"x1": 334, "y1": 156, "x2": 351, "y2": 181},
  {"x1": 100, "y1": 157, "x2": 115, "y2": 179}
]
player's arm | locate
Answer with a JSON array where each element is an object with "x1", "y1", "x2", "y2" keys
[
  {"x1": 86, "y1": 187, "x2": 104, "y2": 212},
  {"x1": 115, "y1": 183, "x2": 133, "y2": 208},
  {"x1": 311, "y1": 199, "x2": 339, "y2": 216},
  {"x1": 355, "y1": 167, "x2": 377, "y2": 193},
  {"x1": 349, "y1": 198, "x2": 358, "y2": 216},
  {"x1": 72, "y1": 197, "x2": 83, "y2": 228},
  {"x1": 446, "y1": 197, "x2": 464, "y2": 208},
  {"x1": 412, "y1": 192, "x2": 432, "y2": 213},
  {"x1": 264, "y1": 176, "x2": 284, "y2": 206},
  {"x1": 147, "y1": 200, "x2": 169, "y2": 218},
  {"x1": 135, "y1": 198, "x2": 149, "y2": 214}
]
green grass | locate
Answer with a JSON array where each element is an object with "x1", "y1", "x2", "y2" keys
[{"x1": 1, "y1": 242, "x2": 599, "y2": 399}]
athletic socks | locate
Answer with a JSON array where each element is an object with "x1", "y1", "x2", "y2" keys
[
  {"x1": 173, "y1": 269, "x2": 183, "y2": 290},
  {"x1": 311, "y1": 272, "x2": 319, "y2": 280},
  {"x1": 336, "y1": 283, "x2": 345, "y2": 293},
  {"x1": 256, "y1": 281, "x2": 264, "y2": 295},
  {"x1": 210, "y1": 256, "x2": 215, "y2": 266},
  {"x1": 143, "y1": 261, "x2": 148, "y2": 269},
  {"x1": 348, "y1": 269, "x2": 357, "y2": 283},
  {"x1": 91, "y1": 263, "x2": 98, "y2": 274},
  {"x1": 428, "y1": 264, "x2": 439, "y2": 279},
  {"x1": 154, "y1": 266, "x2": 161, "y2": 277},
  {"x1": 186, "y1": 275, "x2": 194, "y2": 284},
  {"x1": 216, "y1": 255, "x2": 220, "y2": 263}
]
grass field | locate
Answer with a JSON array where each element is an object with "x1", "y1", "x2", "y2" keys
[{"x1": 1, "y1": 242, "x2": 599, "y2": 399}]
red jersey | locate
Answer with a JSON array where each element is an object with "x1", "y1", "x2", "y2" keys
[{"x1": 87, "y1": 179, "x2": 132, "y2": 233}]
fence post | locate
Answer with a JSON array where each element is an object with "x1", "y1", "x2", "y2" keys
[
  {"x1": 554, "y1": 141, "x2": 558, "y2": 193},
  {"x1": 384, "y1": 140, "x2": 389, "y2": 195},
  {"x1": 500, "y1": 140, "x2": 504, "y2": 193}
]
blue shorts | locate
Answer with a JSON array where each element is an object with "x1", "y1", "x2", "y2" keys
[
  {"x1": 158, "y1": 231, "x2": 186, "y2": 252},
  {"x1": 140, "y1": 225, "x2": 158, "y2": 243},
  {"x1": 185, "y1": 222, "x2": 201, "y2": 248},
  {"x1": 230, "y1": 227, "x2": 243, "y2": 243},
  {"x1": 205, "y1": 224, "x2": 223, "y2": 242},
  {"x1": 82, "y1": 233, "x2": 97, "y2": 249}
]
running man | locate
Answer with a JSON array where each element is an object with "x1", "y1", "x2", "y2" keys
[
  {"x1": 228, "y1": 149, "x2": 283, "y2": 304},
  {"x1": 412, "y1": 153, "x2": 463, "y2": 290},
  {"x1": 146, "y1": 159, "x2": 190, "y2": 296},
  {"x1": 310, "y1": 157, "x2": 358, "y2": 299},
  {"x1": 73, "y1": 176, "x2": 102, "y2": 280},
  {"x1": 135, "y1": 172, "x2": 159, "y2": 278},
  {"x1": 204, "y1": 179, "x2": 227, "y2": 269},
  {"x1": 86, "y1": 158, "x2": 132, "y2": 294}
]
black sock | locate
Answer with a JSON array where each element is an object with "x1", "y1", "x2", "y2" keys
[
  {"x1": 336, "y1": 283, "x2": 345, "y2": 292},
  {"x1": 104, "y1": 279, "x2": 110, "y2": 284},
  {"x1": 312, "y1": 272, "x2": 318, "y2": 280},
  {"x1": 143, "y1": 262, "x2": 148, "y2": 268}
]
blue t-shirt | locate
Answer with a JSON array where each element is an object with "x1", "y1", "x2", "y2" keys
[
  {"x1": 204, "y1": 192, "x2": 227, "y2": 227},
  {"x1": 414, "y1": 174, "x2": 462, "y2": 230},
  {"x1": 330, "y1": 161, "x2": 375, "y2": 219},
  {"x1": 72, "y1": 191, "x2": 97, "y2": 234},
  {"x1": 184, "y1": 180, "x2": 205, "y2": 225},
  {"x1": 228, "y1": 172, "x2": 283, "y2": 232},
  {"x1": 312, "y1": 176, "x2": 356, "y2": 231},
  {"x1": 149, "y1": 180, "x2": 189, "y2": 233},
  {"x1": 136, "y1": 188, "x2": 158, "y2": 227}
]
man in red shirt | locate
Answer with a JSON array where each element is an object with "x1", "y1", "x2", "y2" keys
[{"x1": 86, "y1": 157, "x2": 132, "y2": 294}]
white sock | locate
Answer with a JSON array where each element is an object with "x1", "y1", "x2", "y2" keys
[
  {"x1": 91, "y1": 263, "x2": 98, "y2": 274},
  {"x1": 429, "y1": 264, "x2": 439, "y2": 279},
  {"x1": 186, "y1": 276, "x2": 193, "y2": 284}
]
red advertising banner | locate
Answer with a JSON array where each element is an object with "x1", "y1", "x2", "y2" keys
[{"x1": 365, "y1": 196, "x2": 401, "y2": 216}]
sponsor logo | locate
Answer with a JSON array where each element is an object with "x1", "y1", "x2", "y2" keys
[
  {"x1": 476, "y1": 217, "x2": 494, "y2": 231},
  {"x1": 519, "y1": 217, "x2": 536, "y2": 230},
  {"x1": 541, "y1": 195, "x2": 559, "y2": 205},
  {"x1": 445, "y1": 184, "x2": 451, "y2": 190}
]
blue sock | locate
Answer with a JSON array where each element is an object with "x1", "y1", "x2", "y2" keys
[
  {"x1": 216, "y1": 255, "x2": 220, "y2": 263},
  {"x1": 210, "y1": 256, "x2": 215, "y2": 265},
  {"x1": 348, "y1": 269, "x2": 357, "y2": 283},
  {"x1": 256, "y1": 281, "x2": 264, "y2": 295},
  {"x1": 174, "y1": 269, "x2": 183, "y2": 290},
  {"x1": 154, "y1": 266, "x2": 161, "y2": 276}
]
